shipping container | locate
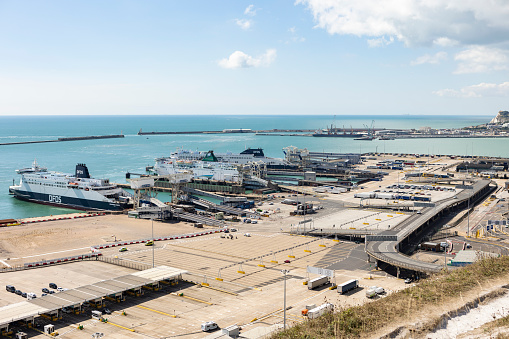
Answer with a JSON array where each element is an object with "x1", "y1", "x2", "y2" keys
[
  {"x1": 338, "y1": 279, "x2": 358, "y2": 294},
  {"x1": 307, "y1": 276, "x2": 329, "y2": 290},
  {"x1": 307, "y1": 303, "x2": 334, "y2": 319}
]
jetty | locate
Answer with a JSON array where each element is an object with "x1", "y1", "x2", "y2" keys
[{"x1": 0, "y1": 134, "x2": 124, "y2": 146}]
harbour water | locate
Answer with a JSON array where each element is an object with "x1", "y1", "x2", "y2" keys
[{"x1": 0, "y1": 114, "x2": 503, "y2": 219}]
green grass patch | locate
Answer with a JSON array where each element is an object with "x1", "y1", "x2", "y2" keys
[{"x1": 272, "y1": 256, "x2": 509, "y2": 339}]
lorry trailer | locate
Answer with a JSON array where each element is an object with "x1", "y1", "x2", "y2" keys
[
  {"x1": 307, "y1": 303, "x2": 334, "y2": 319},
  {"x1": 307, "y1": 275, "x2": 329, "y2": 290},
  {"x1": 338, "y1": 279, "x2": 359, "y2": 294}
]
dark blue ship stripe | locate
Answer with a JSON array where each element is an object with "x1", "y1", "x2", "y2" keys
[{"x1": 12, "y1": 190, "x2": 122, "y2": 211}]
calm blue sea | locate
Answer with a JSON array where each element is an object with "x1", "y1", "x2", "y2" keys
[{"x1": 0, "y1": 114, "x2": 500, "y2": 219}]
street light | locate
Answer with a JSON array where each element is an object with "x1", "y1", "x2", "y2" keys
[
  {"x1": 281, "y1": 269, "x2": 290, "y2": 330},
  {"x1": 152, "y1": 218, "x2": 155, "y2": 268}
]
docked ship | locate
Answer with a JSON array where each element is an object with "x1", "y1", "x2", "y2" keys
[
  {"x1": 169, "y1": 147, "x2": 295, "y2": 169},
  {"x1": 153, "y1": 151, "x2": 242, "y2": 182},
  {"x1": 312, "y1": 125, "x2": 362, "y2": 138},
  {"x1": 9, "y1": 160, "x2": 133, "y2": 211}
]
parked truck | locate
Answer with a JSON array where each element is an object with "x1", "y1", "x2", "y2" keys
[
  {"x1": 307, "y1": 276, "x2": 329, "y2": 290},
  {"x1": 354, "y1": 192, "x2": 375, "y2": 199},
  {"x1": 338, "y1": 279, "x2": 359, "y2": 294},
  {"x1": 307, "y1": 303, "x2": 334, "y2": 319}
]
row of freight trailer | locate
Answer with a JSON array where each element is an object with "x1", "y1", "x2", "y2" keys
[
  {"x1": 354, "y1": 192, "x2": 431, "y2": 201},
  {"x1": 307, "y1": 276, "x2": 359, "y2": 294}
]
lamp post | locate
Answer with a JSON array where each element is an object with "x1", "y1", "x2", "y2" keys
[
  {"x1": 281, "y1": 269, "x2": 290, "y2": 330},
  {"x1": 152, "y1": 218, "x2": 155, "y2": 268}
]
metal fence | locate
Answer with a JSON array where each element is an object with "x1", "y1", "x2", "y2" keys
[{"x1": 96, "y1": 256, "x2": 151, "y2": 271}]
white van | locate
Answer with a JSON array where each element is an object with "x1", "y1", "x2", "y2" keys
[
  {"x1": 201, "y1": 321, "x2": 218, "y2": 332},
  {"x1": 91, "y1": 310, "x2": 103, "y2": 320}
]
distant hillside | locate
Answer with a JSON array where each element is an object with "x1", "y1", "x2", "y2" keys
[{"x1": 490, "y1": 110, "x2": 509, "y2": 124}]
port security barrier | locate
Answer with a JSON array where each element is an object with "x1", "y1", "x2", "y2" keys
[
  {"x1": 19, "y1": 213, "x2": 107, "y2": 224},
  {"x1": 1, "y1": 228, "x2": 227, "y2": 273},
  {"x1": 91, "y1": 228, "x2": 227, "y2": 251},
  {"x1": 24, "y1": 253, "x2": 102, "y2": 268}
]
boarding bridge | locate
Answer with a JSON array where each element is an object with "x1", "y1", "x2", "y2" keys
[
  {"x1": 173, "y1": 210, "x2": 226, "y2": 227},
  {"x1": 243, "y1": 174, "x2": 269, "y2": 188},
  {"x1": 189, "y1": 196, "x2": 259, "y2": 218},
  {"x1": 182, "y1": 187, "x2": 247, "y2": 206}
]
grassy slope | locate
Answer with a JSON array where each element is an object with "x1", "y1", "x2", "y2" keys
[{"x1": 272, "y1": 256, "x2": 509, "y2": 339}]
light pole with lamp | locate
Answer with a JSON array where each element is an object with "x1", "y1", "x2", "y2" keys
[
  {"x1": 281, "y1": 269, "x2": 290, "y2": 330},
  {"x1": 152, "y1": 218, "x2": 155, "y2": 268}
]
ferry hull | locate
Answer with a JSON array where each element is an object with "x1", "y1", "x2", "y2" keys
[{"x1": 11, "y1": 189, "x2": 125, "y2": 211}]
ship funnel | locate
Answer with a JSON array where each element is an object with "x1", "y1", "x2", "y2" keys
[{"x1": 76, "y1": 164, "x2": 91, "y2": 178}]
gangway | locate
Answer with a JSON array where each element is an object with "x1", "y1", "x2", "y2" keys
[
  {"x1": 182, "y1": 187, "x2": 247, "y2": 205},
  {"x1": 173, "y1": 210, "x2": 226, "y2": 227},
  {"x1": 149, "y1": 198, "x2": 167, "y2": 208},
  {"x1": 189, "y1": 196, "x2": 259, "y2": 218}
]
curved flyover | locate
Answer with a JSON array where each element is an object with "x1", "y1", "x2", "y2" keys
[{"x1": 366, "y1": 179, "x2": 493, "y2": 274}]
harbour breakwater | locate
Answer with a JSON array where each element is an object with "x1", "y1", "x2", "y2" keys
[{"x1": 0, "y1": 134, "x2": 124, "y2": 146}]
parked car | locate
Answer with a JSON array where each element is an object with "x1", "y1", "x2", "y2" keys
[
  {"x1": 284, "y1": 260, "x2": 291, "y2": 264},
  {"x1": 119, "y1": 247, "x2": 128, "y2": 252},
  {"x1": 42, "y1": 288, "x2": 50, "y2": 293},
  {"x1": 102, "y1": 308, "x2": 112, "y2": 315},
  {"x1": 15, "y1": 289, "x2": 22, "y2": 295},
  {"x1": 404, "y1": 278, "x2": 413, "y2": 284},
  {"x1": 49, "y1": 283, "x2": 57, "y2": 289},
  {"x1": 6, "y1": 285, "x2": 15, "y2": 293}
]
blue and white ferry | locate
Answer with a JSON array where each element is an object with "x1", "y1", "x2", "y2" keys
[{"x1": 9, "y1": 160, "x2": 133, "y2": 211}]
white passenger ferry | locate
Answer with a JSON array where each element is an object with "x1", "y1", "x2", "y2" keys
[
  {"x1": 170, "y1": 147, "x2": 293, "y2": 168},
  {"x1": 153, "y1": 152, "x2": 242, "y2": 182},
  {"x1": 9, "y1": 160, "x2": 133, "y2": 211}
]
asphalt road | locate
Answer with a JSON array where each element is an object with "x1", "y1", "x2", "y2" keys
[{"x1": 366, "y1": 180, "x2": 492, "y2": 274}]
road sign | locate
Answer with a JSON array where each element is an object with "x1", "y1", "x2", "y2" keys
[
  {"x1": 299, "y1": 219, "x2": 312, "y2": 225},
  {"x1": 307, "y1": 266, "x2": 334, "y2": 277},
  {"x1": 414, "y1": 202, "x2": 436, "y2": 208}
]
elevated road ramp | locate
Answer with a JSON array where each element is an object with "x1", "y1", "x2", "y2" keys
[{"x1": 366, "y1": 179, "x2": 493, "y2": 275}]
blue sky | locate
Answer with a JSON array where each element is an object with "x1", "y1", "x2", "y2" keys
[{"x1": 1, "y1": 1, "x2": 508, "y2": 116}]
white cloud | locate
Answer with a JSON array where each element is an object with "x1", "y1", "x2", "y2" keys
[
  {"x1": 454, "y1": 46, "x2": 509, "y2": 74},
  {"x1": 218, "y1": 49, "x2": 277, "y2": 69},
  {"x1": 296, "y1": 0, "x2": 509, "y2": 47},
  {"x1": 235, "y1": 19, "x2": 253, "y2": 30},
  {"x1": 367, "y1": 36, "x2": 394, "y2": 48},
  {"x1": 434, "y1": 82, "x2": 509, "y2": 98},
  {"x1": 433, "y1": 37, "x2": 459, "y2": 47},
  {"x1": 288, "y1": 27, "x2": 296, "y2": 34},
  {"x1": 411, "y1": 52, "x2": 447, "y2": 66},
  {"x1": 244, "y1": 5, "x2": 257, "y2": 16}
]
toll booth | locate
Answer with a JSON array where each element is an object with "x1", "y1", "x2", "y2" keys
[
  {"x1": 41, "y1": 309, "x2": 61, "y2": 321},
  {"x1": 73, "y1": 304, "x2": 82, "y2": 315},
  {"x1": 1, "y1": 324, "x2": 12, "y2": 336},
  {"x1": 143, "y1": 282, "x2": 160, "y2": 291},
  {"x1": 104, "y1": 292, "x2": 124, "y2": 303},
  {"x1": 90, "y1": 297, "x2": 104, "y2": 308},
  {"x1": 23, "y1": 316, "x2": 35, "y2": 328},
  {"x1": 127, "y1": 287, "x2": 143, "y2": 297}
]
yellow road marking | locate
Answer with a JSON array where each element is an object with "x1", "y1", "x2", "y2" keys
[
  {"x1": 136, "y1": 305, "x2": 177, "y2": 318},
  {"x1": 105, "y1": 321, "x2": 136, "y2": 332}
]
